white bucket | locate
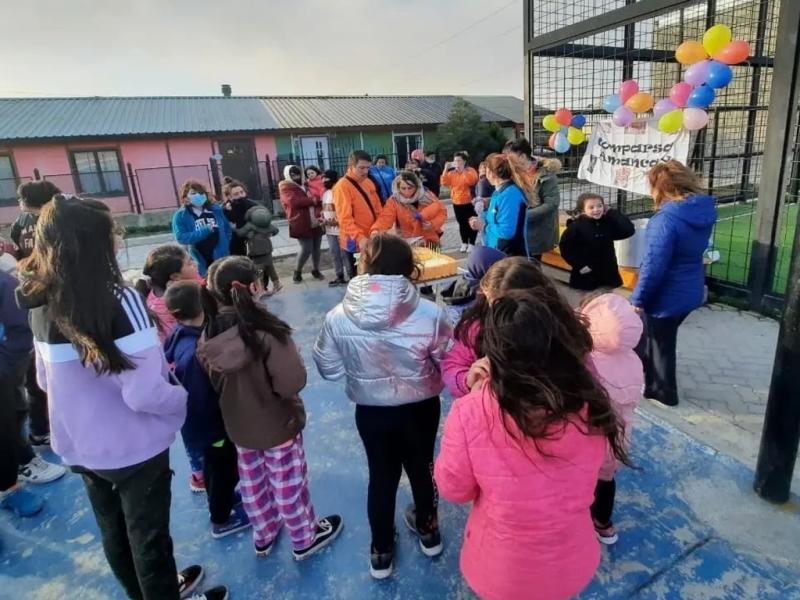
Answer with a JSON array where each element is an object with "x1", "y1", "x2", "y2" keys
[{"x1": 614, "y1": 218, "x2": 650, "y2": 268}]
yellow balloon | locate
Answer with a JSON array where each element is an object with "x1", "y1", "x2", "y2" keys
[
  {"x1": 567, "y1": 127, "x2": 585, "y2": 145},
  {"x1": 703, "y1": 24, "x2": 732, "y2": 56},
  {"x1": 542, "y1": 114, "x2": 560, "y2": 133},
  {"x1": 675, "y1": 40, "x2": 708, "y2": 65},
  {"x1": 658, "y1": 109, "x2": 684, "y2": 134}
]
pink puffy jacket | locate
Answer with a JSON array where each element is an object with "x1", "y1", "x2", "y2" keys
[
  {"x1": 435, "y1": 388, "x2": 606, "y2": 600},
  {"x1": 580, "y1": 293, "x2": 644, "y2": 481}
]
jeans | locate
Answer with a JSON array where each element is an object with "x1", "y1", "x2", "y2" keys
[
  {"x1": 203, "y1": 438, "x2": 240, "y2": 524},
  {"x1": 355, "y1": 397, "x2": 440, "y2": 552},
  {"x1": 0, "y1": 361, "x2": 31, "y2": 491},
  {"x1": 636, "y1": 312, "x2": 689, "y2": 406},
  {"x1": 453, "y1": 203, "x2": 477, "y2": 245},
  {"x1": 296, "y1": 235, "x2": 322, "y2": 273},
  {"x1": 72, "y1": 451, "x2": 180, "y2": 600},
  {"x1": 327, "y1": 234, "x2": 346, "y2": 279}
]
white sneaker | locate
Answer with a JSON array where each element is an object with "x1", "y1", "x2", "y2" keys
[
  {"x1": 460, "y1": 243, "x2": 468, "y2": 253},
  {"x1": 18, "y1": 456, "x2": 66, "y2": 484},
  {"x1": 467, "y1": 244, "x2": 474, "y2": 254}
]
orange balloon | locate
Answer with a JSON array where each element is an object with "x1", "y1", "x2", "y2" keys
[
  {"x1": 675, "y1": 40, "x2": 709, "y2": 65},
  {"x1": 713, "y1": 40, "x2": 751, "y2": 65},
  {"x1": 554, "y1": 108, "x2": 573, "y2": 126},
  {"x1": 625, "y1": 91, "x2": 655, "y2": 113}
]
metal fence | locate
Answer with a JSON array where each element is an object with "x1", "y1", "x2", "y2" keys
[{"x1": 524, "y1": 0, "x2": 798, "y2": 310}]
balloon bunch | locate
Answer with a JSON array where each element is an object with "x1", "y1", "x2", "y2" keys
[
  {"x1": 655, "y1": 24, "x2": 751, "y2": 133},
  {"x1": 542, "y1": 108, "x2": 587, "y2": 153},
  {"x1": 602, "y1": 80, "x2": 654, "y2": 127}
]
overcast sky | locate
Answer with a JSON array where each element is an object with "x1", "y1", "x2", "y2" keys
[{"x1": 1, "y1": 0, "x2": 524, "y2": 98}]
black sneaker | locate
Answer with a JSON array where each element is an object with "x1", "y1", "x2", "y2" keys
[
  {"x1": 254, "y1": 537, "x2": 276, "y2": 557},
  {"x1": 178, "y1": 564, "x2": 204, "y2": 599},
  {"x1": 403, "y1": 504, "x2": 443, "y2": 557},
  {"x1": 311, "y1": 270, "x2": 325, "y2": 281},
  {"x1": 328, "y1": 276, "x2": 346, "y2": 287},
  {"x1": 293, "y1": 271, "x2": 302, "y2": 283},
  {"x1": 188, "y1": 586, "x2": 229, "y2": 600},
  {"x1": 28, "y1": 433, "x2": 51, "y2": 448},
  {"x1": 292, "y1": 514, "x2": 343, "y2": 561},
  {"x1": 369, "y1": 544, "x2": 395, "y2": 580}
]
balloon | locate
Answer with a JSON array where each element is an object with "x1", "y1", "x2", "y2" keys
[
  {"x1": 542, "y1": 114, "x2": 560, "y2": 132},
  {"x1": 705, "y1": 60, "x2": 733, "y2": 88},
  {"x1": 686, "y1": 84, "x2": 716, "y2": 108},
  {"x1": 658, "y1": 109, "x2": 684, "y2": 134},
  {"x1": 682, "y1": 108, "x2": 709, "y2": 131},
  {"x1": 713, "y1": 40, "x2": 751, "y2": 65},
  {"x1": 555, "y1": 108, "x2": 573, "y2": 126},
  {"x1": 554, "y1": 132, "x2": 571, "y2": 153},
  {"x1": 684, "y1": 60, "x2": 711, "y2": 86},
  {"x1": 567, "y1": 127, "x2": 586, "y2": 145},
  {"x1": 548, "y1": 133, "x2": 558, "y2": 150},
  {"x1": 653, "y1": 98, "x2": 678, "y2": 119},
  {"x1": 669, "y1": 81, "x2": 693, "y2": 107},
  {"x1": 612, "y1": 106, "x2": 634, "y2": 127},
  {"x1": 571, "y1": 114, "x2": 586, "y2": 128},
  {"x1": 625, "y1": 91, "x2": 654, "y2": 113},
  {"x1": 603, "y1": 94, "x2": 622, "y2": 113},
  {"x1": 703, "y1": 24, "x2": 732, "y2": 56},
  {"x1": 619, "y1": 80, "x2": 639, "y2": 104},
  {"x1": 675, "y1": 40, "x2": 709, "y2": 65},
  {"x1": 560, "y1": 125, "x2": 569, "y2": 135}
]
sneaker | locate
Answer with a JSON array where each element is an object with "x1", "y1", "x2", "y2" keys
[
  {"x1": 254, "y1": 538, "x2": 276, "y2": 557},
  {"x1": 466, "y1": 244, "x2": 474, "y2": 254},
  {"x1": 328, "y1": 276, "x2": 346, "y2": 287},
  {"x1": 188, "y1": 586, "x2": 229, "y2": 600},
  {"x1": 293, "y1": 271, "x2": 302, "y2": 284},
  {"x1": 460, "y1": 243, "x2": 468, "y2": 253},
  {"x1": 369, "y1": 544, "x2": 395, "y2": 580},
  {"x1": 311, "y1": 270, "x2": 325, "y2": 281},
  {"x1": 646, "y1": 394, "x2": 678, "y2": 407},
  {"x1": 593, "y1": 520, "x2": 619, "y2": 545},
  {"x1": 0, "y1": 486, "x2": 44, "y2": 517},
  {"x1": 403, "y1": 504, "x2": 443, "y2": 557},
  {"x1": 18, "y1": 456, "x2": 66, "y2": 484},
  {"x1": 177, "y1": 564, "x2": 204, "y2": 599},
  {"x1": 29, "y1": 433, "x2": 51, "y2": 448},
  {"x1": 292, "y1": 515, "x2": 344, "y2": 561},
  {"x1": 211, "y1": 505, "x2": 250, "y2": 539},
  {"x1": 190, "y1": 472, "x2": 205, "y2": 493}
]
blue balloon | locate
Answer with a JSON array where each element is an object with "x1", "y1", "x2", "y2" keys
[
  {"x1": 571, "y1": 114, "x2": 586, "y2": 128},
  {"x1": 705, "y1": 61, "x2": 733, "y2": 88},
  {"x1": 603, "y1": 94, "x2": 622, "y2": 113},
  {"x1": 686, "y1": 85, "x2": 716, "y2": 108},
  {"x1": 560, "y1": 125, "x2": 569, "y2": 135},
  {"x1": 554, "y1": 132, "x2": 571, "y2": 153}
]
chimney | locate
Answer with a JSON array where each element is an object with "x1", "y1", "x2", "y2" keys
[{"x1": 221, "y1": 84, "x2": 232, "y2": 98}]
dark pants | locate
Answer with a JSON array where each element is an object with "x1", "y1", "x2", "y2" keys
[
  {"x1": 355, "y1": 396, "x2": 440, "y2": 553},
  {"x1": 344, "y1": 251, "x2": 357, "y2": 279},
  {"x1": 295, "y1": 235, "x2": 322, "y2": 273},
  {"x1": 72, "y1": 451, "x2": 180, "y2": 600},
  {"x1": 0, "y1": 361, "x2": 32, "y2": 492},
  {"x1": 252, "y1": 254, "x2": 279, "y2": 286},
  {"x1": 636, "y1": 312, "x2": 689, "y2": 406},
  {"x1": 203, "y1": 438, "x2": 240, "y2": 524},
  {"x1": 453, "y1": 204, "x2": 477, "y2": 245},
  {"x1": 591, "y1": 478, "x2": 616, "y2": 525},
  {"x1": 25, "y1": 356, "x2": 49, "y2": 438}
]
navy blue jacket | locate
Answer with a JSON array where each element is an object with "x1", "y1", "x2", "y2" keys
[
  {"x1": 0, "y1": 269, "x2": 32, "y2": 380},
  {"x1": 631, "y1": 195, "x2": 716, "y2": 318},
  {"x1": 164, "y1": 323, "x2": 227, "y2": 452},
  {"x1": 171, "y1": 203, "x2": 232, "y2": 275}
]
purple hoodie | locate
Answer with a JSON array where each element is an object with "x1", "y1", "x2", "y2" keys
[{"x1": 26, "y1": 285, "x2": 187, "y2": 470}]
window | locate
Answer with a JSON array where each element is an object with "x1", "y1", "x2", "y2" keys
[
  {"x1": 0, "y1": 155, "x2": 16, "y2": 202},
  {"x1": 71, "y1": 149, "x2": 125, "y2": 195}
]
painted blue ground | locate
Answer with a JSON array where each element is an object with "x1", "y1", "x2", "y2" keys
[{"x1": 1, "y1": 285, "x2": 799, "y2": 599}]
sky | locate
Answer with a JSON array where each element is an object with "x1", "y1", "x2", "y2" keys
[{"x1": 0, "y1": 0, "x2": 524, "y2": 98}]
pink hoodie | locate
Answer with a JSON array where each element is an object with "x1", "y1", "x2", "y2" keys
[
  {"x1": 441, "y1": 322, "x2": 479, "y2": 398},
  {"x1": 580, "y1": 293, "x2": 644, "y2": 481}
]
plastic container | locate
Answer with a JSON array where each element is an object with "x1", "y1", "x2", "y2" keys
[{"x1": 614, "y1": 218, "x2": 650, "y2": 268}]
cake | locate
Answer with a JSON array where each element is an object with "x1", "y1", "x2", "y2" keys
[{"x1": 413, "y1": 246, "x2": 458, "y2": 282}]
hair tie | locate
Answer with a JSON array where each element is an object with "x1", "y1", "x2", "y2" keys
[{"x1": 231, "y1": 280, "x2": 248, "y2": 290}]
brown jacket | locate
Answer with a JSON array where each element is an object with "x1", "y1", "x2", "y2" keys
[{"x1": 197, "y1": 309, "x2": 307, "y2": 450}]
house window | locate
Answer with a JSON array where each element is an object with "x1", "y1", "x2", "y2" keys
[
  {"x1": 71, "y1": 149, "x2": 125, "y2": 195},
  {"x1": 0, "y1": 155, "x2": 16, "y2": 202}
]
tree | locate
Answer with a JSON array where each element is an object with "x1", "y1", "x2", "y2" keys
[{"x1": 435, "y1": 98, "x2": 509, "y2": 165}]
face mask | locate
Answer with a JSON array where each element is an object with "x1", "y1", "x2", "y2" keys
[{"x1": 189, "y1": 193, "x2": 207, "y2": 207}]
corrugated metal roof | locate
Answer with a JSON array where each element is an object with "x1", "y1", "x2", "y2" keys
[
  {"x1": 0, "y1": 95, "x2": 518, "y2": 141},
  {"x1": 462, "y1": 96, "x2": 525, "y2": 124}
]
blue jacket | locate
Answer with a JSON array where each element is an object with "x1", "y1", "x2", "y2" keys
[
  {"x1": 164, "y1": 323, "x2": 227, "y2": 452},
  {"x1": 171, "y1": 203, "x2": 232, "y2": 275},
  {"x1": 0, "y1": 269, "x2": 32, "y2": 380},
  {"x1": 483, "y1": 182, "x2": 529, "y2": 257},
  {"x1": 369, "y1": 165, "x2": 396, "y2": 202},
  {"x1": 631, "y1": 195, "x2": 716, "y2": 318}
]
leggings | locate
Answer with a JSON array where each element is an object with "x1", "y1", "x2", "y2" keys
[
  {"x1": 453, "y1": 203, "x2": 477, "y2": 245},
  {"x1": 295, "y1": 235, "x2": 322, "y2": 273}
]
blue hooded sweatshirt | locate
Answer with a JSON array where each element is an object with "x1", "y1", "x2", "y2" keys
[
  {"x1": 630, "y1": 194, "x2": 717, "y2": 318},
  {"x1": 0, "y1": 269, "x2": 32, "y2": 380},
  {"x1": 164, "y1": 323, "x2": 227, "y2": 452}
]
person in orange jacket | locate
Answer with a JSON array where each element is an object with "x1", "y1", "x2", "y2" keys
[
  {"x1": 440, "y1": 151, "x2": 479, "y2": 253},
  {"x1": 370, "y1": 170, "x2": 447, "y2": 247}
]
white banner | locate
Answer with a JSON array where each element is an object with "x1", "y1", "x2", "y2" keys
[{"x1": 577, "y1": 121, "x2": 691, "y2": 195}]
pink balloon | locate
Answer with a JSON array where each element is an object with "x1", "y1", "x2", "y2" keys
[
  {"x1": 670, "y1": 82, "x2": 693, "y2": 108},
  {"x1": 683, "y1": 107, "x2": 710, "y2": 131},
  {"x1": 684, "y1": 60, "x2": 711, "y2": 86},
  {"x1": 612, "y1": 106, "x2": 634, "y2": 127},
  {"x1": 653, "y1": 98, "x2": 678, "y2": 119},
  {"x1": 619, "y1": 80, "x2": 640, "y2": 104}
]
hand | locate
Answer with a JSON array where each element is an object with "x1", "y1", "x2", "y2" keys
[
  {"x1": 422, "y1": 221, "x2": 432, "y2": 230},
  {"x1": 466, "y1": 357, "x2": 491, "y2": 391},
  {"x1": 469, "y1": 217, "x2": 485, "y2": 231},
  {"x1": 579, "y1": 266, "x2": 592, "y2": 274},
  {"x1": 358, "y1": 237, "x2": 369, "y2": 251},
  {"x1": 370, "y1": 229, "x2": 380, "y2": 238}
]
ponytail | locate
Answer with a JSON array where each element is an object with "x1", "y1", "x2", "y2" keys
[{"x1": 485, "y1": 153, "x2": 536, "y2": 206}]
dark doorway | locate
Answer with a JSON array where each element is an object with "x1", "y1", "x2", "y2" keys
[
  {"x1": 217, "y1": 139, "x2": 259, "y2": 198},
  {"x1": 393, "y1": 133, "x2": 422, "y2": 169}
]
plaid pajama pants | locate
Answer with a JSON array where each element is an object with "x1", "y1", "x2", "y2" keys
[{"x1": 236, "y1": 434, "x2": 317, "y2": 550}]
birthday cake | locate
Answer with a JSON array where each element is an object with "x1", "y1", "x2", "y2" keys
[{"x1": 413, "y1": 247, "x2": 458, "y2": 282}]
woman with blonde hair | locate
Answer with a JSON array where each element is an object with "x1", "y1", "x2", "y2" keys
[{"x1": 631, "y1": 160, "x2": 716, "y2": 407}]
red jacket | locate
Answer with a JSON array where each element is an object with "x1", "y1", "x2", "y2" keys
[{"x1": 279, "y1": 181, "x2": 321, "y2": 239}]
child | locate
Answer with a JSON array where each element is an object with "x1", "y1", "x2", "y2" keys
[
  {"x1": 434, "y1": 290, "x2": 629, "y2": 600},
  {"x1": 235, "y1": 205, "x2": 282, "y2": 296},
  {"x1": 559, "y1": 192, "x2": 635, "y2": 290},
  {"x1": 313, "y1": 233, "x2": 453, "y2": 579},
  {"x1": 164, "y1": 281, "x2": 250, "y2": 539},
  {"x1": 441, "y1": 246, "x2": 506, "y2": 322},
  {"x1": 472, "y1": 161, "x2": 493, "y2": 246},
  {"x1": 579, "y1": 292, "x2": 643, "y2": 545},
  {"x1": 221, "y1": 177, "x2": 258, "y2": 257},
  {"x1": 197, "y1": 256, "x2": 343, "y2": 559},
  {"x1": 172, "y1": 179, "x2": 232, "y2": 276},
  {"x1": 320, "y1": 169, "x2": 351, "y2": 286},
  {"x1": 17, "y1": 195, "x2": 226, "y2": 600},
  {"x1": 305, "y1": 165, "x2": 326, "y2": 202}
]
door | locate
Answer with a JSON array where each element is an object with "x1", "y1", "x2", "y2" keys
[
  {"x1": 299, "y1": 136, "x2": 330, "y2": 170},
  {"x1": 393, "y1": 133, "x2": 423, "y2": 169},
  {"x1": 217, "y1": 139, "x2": 259, "y2": 197}
]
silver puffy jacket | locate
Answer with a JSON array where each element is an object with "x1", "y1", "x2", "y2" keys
[{"x1": 313, "y1": 274, "x2": 453, "y2": 406}]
